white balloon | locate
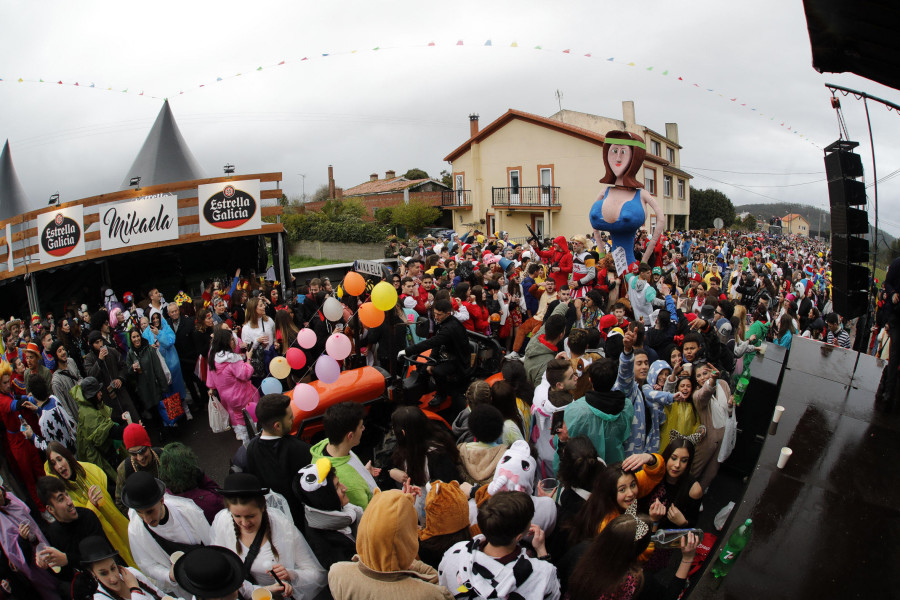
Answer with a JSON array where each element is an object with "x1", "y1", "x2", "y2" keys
[{"x1": 322, "y1": 297, "x2": 344, "y2": 322}]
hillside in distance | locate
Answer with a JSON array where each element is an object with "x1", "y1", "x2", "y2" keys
[{"x1": 735, "y1": 202, "x2": 894, "y2": 244}]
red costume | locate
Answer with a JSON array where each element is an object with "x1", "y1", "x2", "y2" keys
[
  {"x1": 538, "y1": 236, "x2": 573, "y2": 290},
  {"x1": 0, "y1": 391, "x2": 45, "y2": 511}
]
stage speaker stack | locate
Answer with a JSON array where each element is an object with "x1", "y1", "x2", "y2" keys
[{"x1": 826, "y1": 139, "x2": 869, "y2": 320}]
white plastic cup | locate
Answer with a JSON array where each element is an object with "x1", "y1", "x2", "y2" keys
[
  {"x1": 251, "y1": 589, "x2": 273, "y2": 600},
  {"x1": 123, "y1": 412, "x2": 132, "y2": 425},
  {"x1": 169, "y1": 550, "x2": 184, "y2": 564},
  {"x1": 777, "y1": 447, "x2": 793, "y2": 469},
  {"x1": 773, "y1": 405, "x2": 785, "y2": 423}
]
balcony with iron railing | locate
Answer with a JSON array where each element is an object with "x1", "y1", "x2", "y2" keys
[
  {"x1": 492, "y1": 186, "x2": 561, "y2": 209},
  {"x1": 441, "y1": 189, "x2": 472, "y2": 208}
]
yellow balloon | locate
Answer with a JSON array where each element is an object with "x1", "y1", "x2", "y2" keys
[
  {"x1": 270, "y1": 356, "x2": 291, "y2": 380},
  {"x1": 371, "y1": 280, "x2": 398, "y2": 311}
]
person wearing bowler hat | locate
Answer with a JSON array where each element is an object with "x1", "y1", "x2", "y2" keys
[
  {"x1": 174, "y1": 546, "x2": 245, "y2": 600},
  {"x1": 124, "y1": 471, "x2": 211, "y2": 598},
  {"x1": 79, "y1": 535, "x2": 167, "y2": 600},
  {"x1": 211, "y1": 473, "x2": 326, "y2": 600}
]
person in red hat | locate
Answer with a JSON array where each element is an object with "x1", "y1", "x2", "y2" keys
[{"x1": 114, "y1": 423, "x2": 162, "y2": 514}]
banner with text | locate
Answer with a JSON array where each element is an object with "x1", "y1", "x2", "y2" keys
[
  {"x1": 37, "y1": 205, "x2": 85, "y2": 264},
  {"x1": 100, "y1": 194, "x2": 179, "y2": 251},
  {"x1": 197, "y1": 180, "x2": 261, "y2": 236}
]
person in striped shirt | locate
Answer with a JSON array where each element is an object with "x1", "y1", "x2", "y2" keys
[{"x1": 825, "y1": 313, "x2": 852, "y2": 349}]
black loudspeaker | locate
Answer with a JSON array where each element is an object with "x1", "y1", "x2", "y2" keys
[
  {"x1": 825, "y1": 148, "x2": 864, "y2": 180},
  {"x1": 832, "y1": 235, "x2": 869, "y2": 263},
  {"x1": 828, "y1": 178, "x2": 866, "y2": 208},
  {"x1": 831, "y1": 206, "x2": 869, "y2": 235},
  {"x1": 832, "y1": 260, "x2": 869, "y2": 291},
  {"x1": 826, "y1": 139, "x2": 870, "y2": 320}
]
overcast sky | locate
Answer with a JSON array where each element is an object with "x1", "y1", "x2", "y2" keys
[{"x1": 2, "y1": 0, "x2": 899, "y2": 232}]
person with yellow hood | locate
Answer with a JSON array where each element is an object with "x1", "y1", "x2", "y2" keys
[{"x1": 328, "y1": 488, "x2": 454, "y2": 600}]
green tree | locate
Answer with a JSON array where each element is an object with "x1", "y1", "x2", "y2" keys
[
  {"x1": 391, "y1": 200, "x2": 441, "y2": 234},
  {"x1": 689, "y1": 187, "x2": 736, "y2": 229},
  {"x1": 439, "y1": 169, "x2": 453, "y2": 188},
  {"x1": 374, "y1": 206, "x2": 394, "y2": 225},
  {"x1": 311, "y1": 184, "x2": 330, "y2": 203},
  {"x1": 321, "y1": 197, "x2": 367, "y2": 220},
  {"x1": 403, "y1": 168, "x2": 429, "y2": 180},
  {"x1": 743, "y1": 213, "x2": 757, "y2": 231}
]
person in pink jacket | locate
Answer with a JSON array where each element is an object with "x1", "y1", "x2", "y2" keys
[{"x1": 206, "y1": 328, "x2": 257, "y2": 445}]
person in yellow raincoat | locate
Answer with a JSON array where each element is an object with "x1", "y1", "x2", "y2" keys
[{"x1": 43, "y1": 441, "x2": 135, "y2": 567}]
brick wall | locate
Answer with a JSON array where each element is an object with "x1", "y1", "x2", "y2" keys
[
  {"x1": 303, "y1": 191, "x2": 444, "y2": 221},
  {"x1": 288, "y1": 240, "x2": 386, "y2": 261}
]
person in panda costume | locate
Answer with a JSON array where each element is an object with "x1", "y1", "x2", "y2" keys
[
  {"x1": 294, "y1": 458, "x2": 364, "y2": 570},
  {"x1": 465, "y1": 440, "x2": 557, "y2": 537}
]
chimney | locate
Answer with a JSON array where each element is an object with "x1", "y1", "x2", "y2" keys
[
  {"x1": 328, "y1": 165, "x2": 335, "y2": 199},
  {"x1": 335, "y1": 187, "x2": 343, "y2": 199},
  {"x1": 622, "y1": 101, "x2": 635, "y2": 125},
  {"x1": 385, "y1": 170, "x2": 396, "y2": 180},
  {"x1": 665, "y1": 123, "x2": 679, "y2": 145},
  {"x1": 469, "y1": 113, "x2": 480, "y2": 137},
  {"x1": 370, "y1": 173, "x2": 378, "y2": 181}
]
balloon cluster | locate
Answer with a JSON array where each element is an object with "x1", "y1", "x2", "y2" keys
[{"x1": 270, "y1": 269, "x2": 403, "y2": 414}]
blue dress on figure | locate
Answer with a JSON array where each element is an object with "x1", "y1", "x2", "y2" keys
[{"x1": 589, "y1": 188, "x2": 646, "y2": 265}]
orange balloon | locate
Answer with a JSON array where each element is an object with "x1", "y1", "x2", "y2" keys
[
  {"x1": 343, "y1": 271, "x2": 366, "y2": 296},
  {"x1": 359, "y1": 302, "x2": 385, "y2": 328}
]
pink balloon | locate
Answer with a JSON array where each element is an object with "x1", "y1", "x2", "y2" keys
[
  {"x1": 297, "y1": 328, "x2": 316, "y2": 349},
  {"x1": 315, "y1": 355, "x2": 340, "y2": 384},
  {"x1": 325, "y1": 333, "x2": 352, "y2": 360},
  {"x1": 292, "y1": 383, "x2": 319, "y2": 412},
  {"x1": 286, "y1": 347, "x2": 306, "y2": 370}
]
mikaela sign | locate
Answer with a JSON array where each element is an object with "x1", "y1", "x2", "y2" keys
[
  {"x1": 100, "y1": 194, "x2": 179, "y2": 251},
  {"x1": 37, "y1": 206, "x2": 85, "y2": 264},
  {"x1": 198, "y1": 180, "x2": 261, "y2": 236}
]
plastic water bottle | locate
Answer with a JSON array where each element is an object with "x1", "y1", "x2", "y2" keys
[
  {"x1": 733, "y1": 366, "x2": 751, "y2": 406},
  {"x1": 711, "y1": 518, "x2": 753, "y2": 578},
  {"x1": 650, "y1": 528, "x2": 704, "y2": 548}
]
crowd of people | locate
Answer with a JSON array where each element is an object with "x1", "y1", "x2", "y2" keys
[{"x1": 0, "y1": 221, "x2": 858, "y2": 600}]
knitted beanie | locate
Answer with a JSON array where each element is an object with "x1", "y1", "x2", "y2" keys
[{"x1": 123, "y1": 423, "x2": 152, "y2": 450}]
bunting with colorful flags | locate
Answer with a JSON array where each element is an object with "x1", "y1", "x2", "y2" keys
[{"x1": 0, "y1": 39, "x2": 816, "y2": 145}]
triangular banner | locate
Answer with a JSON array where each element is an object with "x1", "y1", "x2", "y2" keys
[
  {"x1": 510, "y1": 42, "x2": 518, "y2": 47},
  {"x1": 562, "y1": 49, "x2": 570, "y2": 53},
  {"x1": 456, "y1": 40, "x2": 463, "y2": 45},
  {"x1": 484, "y1": 40, "x2": 492, "y2": 46},
  {"x1": 428, "y1": 41, "x2": 435, "y2": 46}
]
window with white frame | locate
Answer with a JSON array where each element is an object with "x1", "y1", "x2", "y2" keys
[
  {"x1": 663, "y1": 175, "x2": 673, "y2": 197},
  {"x1": 644, "y1": 168, "x2": 656, "y2": 195},
  {"x1": 651, "y1": 140, "x2": 661, "y2": 156},
  {"x1": 666, "y1": 147, "x2": 675, "y2": 163},
  {"x1": 677, "y1": 178, "x2": 685, "y2": 199}
]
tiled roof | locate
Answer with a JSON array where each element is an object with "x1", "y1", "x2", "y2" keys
[
  {"x1": 782, "y1": 213, "x2": 806, "y2": 222},
  {"x1": 444, "y1": 108, "x2": 669, "y2": 167},
  {"x1": 343, "y1": 177, "x2": 431, "y2": 196}
]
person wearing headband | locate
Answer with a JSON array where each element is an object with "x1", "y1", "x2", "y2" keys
[{"x1": 589, "y1": 131, "x2": 666, "y2": 267}]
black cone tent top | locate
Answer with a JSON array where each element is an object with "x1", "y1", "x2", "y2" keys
[
  {"x1": 0, "y1": 140, "x2": 31, "y2": 221},
  {"x1": 121, "y1": 100, "x2": 205, "y2": 189}
]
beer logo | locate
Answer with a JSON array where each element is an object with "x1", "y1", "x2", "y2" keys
[
  {"x1": 202, "y1": 186, "x2": 257, "y2": 230},
  {"x1": 41, "y1": 212, "x2": 81, "y2": 257}
]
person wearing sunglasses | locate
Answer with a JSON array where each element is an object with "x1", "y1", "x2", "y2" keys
[{"x1": 114, "y1": 424, "x2": 162, "y2": 514}]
